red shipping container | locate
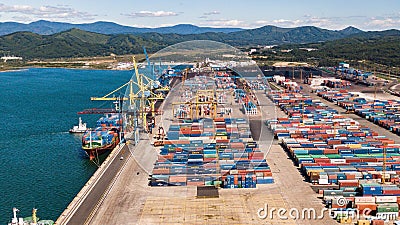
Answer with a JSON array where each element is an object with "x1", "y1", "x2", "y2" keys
[
  {"x1": 323, "y1": 149, "x2": 339, "y2": 154},
  {"x1": 346, "y1": 158, "x2": 362, "y2": 163},
  {"x1": 371, "y1": 220, "x2": 384, "y2": 225},
  {"x1": 331, "y1": 204, "x2": 347, "y2": 209},
  {"x1": 361, "y1": 158, "x2": 379, "y2": 162},
  {"x1": 318, "y1": 163, "x2": 336, "y2": 167},
  {"x1": 203, "y1": 158, "x2": 217, "y2": 163},
  {"x1": 339, "y1": 180, "x2": 359, "y2": 187},
  {"x1": 383, "y1": 190, "x2": 400, "y2": 195},
  {"x1": 328, "y1": 175, "x2": 337, "y2": 179},
  {"x1": 357, "y1": 167, "x2": 375, "y2": 172},
  {"x1": 314, "y1": 158, "x2": 331, "y2": 163},
  {"x1": 357, "y1": 203, "x2": 376, "y2": 212}
]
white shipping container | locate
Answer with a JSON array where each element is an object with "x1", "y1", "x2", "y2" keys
[
  {"x1": 375, "y1": 196, "x2": 397, "y2": 203},
  {"x1": 358, "y1": 179, "x2": 381, "y2": 184},
  {"x1": 355, "y1": 197, "x2": 376, "y2": 204},
  {"x1": 323, "y1": 196, "x2": 338, "y2": 201},
  {"x1": 330, "y1": 159, "x2": 346, "y2": 164},
  {"x1": 333, "y1": 144, "x2": 347, "y2": 149},
  {"x1": 325, "y1": 130, "x2": 338, "y2": 134},
  {"x1": 256, "y1": 172, "x2": 264, "y2": 177},
  {"x1": 303, "y1": 119, "x2": 314, "y2": 123},
  {"x1": 219, "y1": 160, "x2": 235, "y2": 165},
  {"x1": 229, "y1": 170, "x2": 239, "y2": 175},
  {"x1": 353, "y1": 172, "x2": 363, "y2": 179},
  {"x1": 318, "y1": 179, "x2": 329, "y2": 185}
]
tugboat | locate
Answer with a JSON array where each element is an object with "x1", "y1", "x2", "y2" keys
[
  {"x1": 8, "y1": 207, "x2": 54, "y2": 225},
  {"x1": 69, "y1": 117, "x2": 87, "y2": 133}
]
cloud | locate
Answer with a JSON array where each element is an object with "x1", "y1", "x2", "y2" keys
[
  {"x1": 201, "y1": 19, "x2": 245, "y2": 27},
  {"x1": 366, "y1": 18, "x2": 400, "y2": 29},
  {"x1": 254, "y1": 20, "x2": 269, "y2": 25},
  {"x1": 250, "y1": 16, "x2": 346, "y2": 29},
  {"x1": 0, "y1": 3, "x2": 97, "y2": 21},
  {"x1": 270, "y1": 17, "x2": 329, "y2": 28},
  {"x1": 363, "y1": 14, "x2": 400, "y2": 30},
  {"x1": 204, "y1": 11, "x2": 220, "y2": 16},
  {"x1": 124, "y1": 10, "x2": 179, "y2": 18}
]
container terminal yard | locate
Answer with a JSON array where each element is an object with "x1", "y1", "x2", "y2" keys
[{"x1": 54, "y1": 53, "x2": 400, "y2": 225}]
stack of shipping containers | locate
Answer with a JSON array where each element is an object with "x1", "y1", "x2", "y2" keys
[
  {"x1": 151, "y1": 72, "x2": 273, "y2": 188},
  {"x1": 267, "y1": 79, "x2": 400, "y2": 221}
]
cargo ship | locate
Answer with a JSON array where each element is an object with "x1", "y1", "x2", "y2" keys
[
  {"x1": 81, "y1": 113, "x2": 121, "y2": 159},
  {"x1": 8, "y1": 207, "x2": 54, "y2": 225}
]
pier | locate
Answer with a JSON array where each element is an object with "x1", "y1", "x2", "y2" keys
[{"x1": 55, "y1": 141, "x2": 131, "y2": 224}]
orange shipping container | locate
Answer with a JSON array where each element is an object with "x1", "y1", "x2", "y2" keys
[
  {"x1": 234, "y1": 175, "x2": 238, "y2": 185},
  {"x1": 153, "y1": 168, "x2": 170, "y2": 174},
  {"x1": 169, "y1": 176, "x2": 187, "y2": 183},
  {"x1": 371, "y1": 220, "x2": 384, "y2": 225},
  {"x1": 187, "y1": 181, "x2": 204, "y2": 186}
]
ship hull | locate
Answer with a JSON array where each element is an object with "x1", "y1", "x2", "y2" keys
[
  {"x1": 82, "y1": 138, "x2": 119, "y2": 160},
  {"x1": 69, "y1": 129, "x2": 86, "y2": 133}
]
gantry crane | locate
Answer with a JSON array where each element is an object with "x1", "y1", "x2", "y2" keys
[
  {"x1": 88, "y1": 56, "x2": 168, "y2": 133},
  {"x1": 172, "y1": 89, "x2": 218, "y2": 119}
]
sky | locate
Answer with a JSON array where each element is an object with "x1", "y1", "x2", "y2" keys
[{"x1": 0, "y1": 0, "x2": 399, "y2": 30}]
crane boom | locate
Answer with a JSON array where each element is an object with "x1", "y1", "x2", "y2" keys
[{"x1": 90, "y1": 81, "x2": 131, "y2": 101}]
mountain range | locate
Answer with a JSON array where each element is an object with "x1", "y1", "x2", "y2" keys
[
  {"x1": 0, "y1": 20, "x2": 243, "y2": 36},
  {"x1": 1, "y1": 20, "x2": 399, "y2": 63}
]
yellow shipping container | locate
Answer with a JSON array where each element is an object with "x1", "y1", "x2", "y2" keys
[
  {"x1": 307, "y1": 170, "x2": 324, "y2": 177},
  {"x1": 339, "y1": 217, "x2": 352, "y2": 224},
  {"x1": 347, "y1": 144, "x2": 362, "y2": 149},
  {"x1": 215, "y1": 136, "x2": 227, "y2": 140},
  {"x1": 357, "y1": 220, "x2": 370, "y2": 225}
]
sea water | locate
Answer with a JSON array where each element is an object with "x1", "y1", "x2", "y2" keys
[{"x1": 0, "y1": 68, "x2": 133, "y2": 223}]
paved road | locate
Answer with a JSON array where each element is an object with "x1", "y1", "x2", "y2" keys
[{"x1": 66, "y1": 145, "x2": 131, "y2": 225}]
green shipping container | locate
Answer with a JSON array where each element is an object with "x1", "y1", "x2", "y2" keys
[{"x1": 377, "y1": 203, "x2": 399, "y2": 213}]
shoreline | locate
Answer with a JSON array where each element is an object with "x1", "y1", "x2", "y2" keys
[
  {"x1": 0, "y1": 54, "x2": 144, "y2": 72},
  {"x1": 0, "y1": 65, "x2": 133, "y2": 72}
]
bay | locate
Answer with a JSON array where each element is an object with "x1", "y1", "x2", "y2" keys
[{"x1": 0, "y1": 68, "x2": 133, "y2": 223}]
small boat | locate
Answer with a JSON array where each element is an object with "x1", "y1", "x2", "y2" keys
[
  {"x1": 69, "y1": 117, "x2": 87, "y2": 133},
  {"x1": 8, "y1": 207, "x2": 54, "y2": 225}
]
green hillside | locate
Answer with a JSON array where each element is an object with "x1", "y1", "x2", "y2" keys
[{"x1": 0, "y1": 27, "x2": 399, "y2": 69}]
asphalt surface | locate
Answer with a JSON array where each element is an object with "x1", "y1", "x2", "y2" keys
[{"x1": 66, "y1": 145, "x2": 130, "y2": 225}]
